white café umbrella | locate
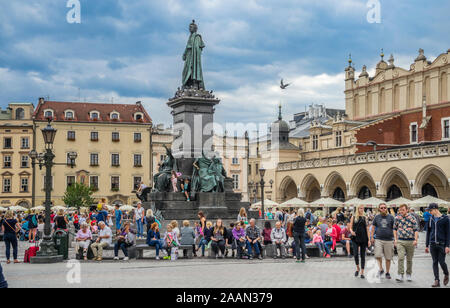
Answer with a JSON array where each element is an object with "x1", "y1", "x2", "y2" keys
[
  {"x1": 310, "y1": 197, "x2": 344, "y2": 208},
  {"x1": 410, "y1": 196, "x2": 449, "y2": 208},
  {"x1": 0, "y1": 207, "x2": 7, "y2": 212},
  {"x1": 31, "y1": 205, "x2": 46, "y2": 212},
  {"x1": 250, "y1": 199, "x2": 279, "y2": 210},
  {"x1": 52, "y1": 205, "x2": 67, "y2": 212},
  {"x1": 386, "y1": 197, "x2": 412, "y2": 208},
  {"x1": 345, "y1": 198, "x2": 364, "y2": 207},
  {"x1": 280, "y1": 198, "x2": 309, "y2": 208},
  {"x1": 9, "y1": 206, "x2": 28, "y2": 212},
  {"x1": 119, "y1": 205, "x2": 135, "y2": 212},
  {"x1": 356, "y1": 197, "x2": 386, "y2": 208}
]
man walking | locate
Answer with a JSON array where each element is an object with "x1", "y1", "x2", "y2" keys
[
  {"x1": 425, "y1": 203, "x2": 449, "y2": 288},
  {"x1": 372, "y1": 203, "x2": 395, "y2": 279},
  {"x1": 394, "y1": 204, "x2": 419, "y2": 282}
]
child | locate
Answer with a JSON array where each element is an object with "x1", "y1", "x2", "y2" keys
[
  {"x1": 182, "y1": 178, "x2": 190, "y2": 201},
  {"x1": 171, "y1": 171, "x2": 178, "y2": 192},
  {"x1": 198, "y1": 221, "x2": 213, "y2": 257},
  {"x1": 313, "y1": 230, "x2": 330, "y2": 258},
  {"x1": 225, "y1": 223, "x2": 235, "y2": 258},
  {"x1": 163, "y1": 224, "x2": 180, "y2": 260},
  {"x1": 262, "y1": 221, "x2": 272, "y2": 245}
]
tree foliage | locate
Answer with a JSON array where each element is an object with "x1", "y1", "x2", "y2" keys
[{"x1": 62, "y1": 183, "x2": 95, "y2": 209}]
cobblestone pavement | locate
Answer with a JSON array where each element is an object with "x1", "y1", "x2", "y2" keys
[{"x1": 1, "y1": 233, "x2": 449, "y2": 288}]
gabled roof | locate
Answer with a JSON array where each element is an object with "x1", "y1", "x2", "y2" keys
[{"x1": 33, "y1": 100, "x2": 152, "y2": 124}]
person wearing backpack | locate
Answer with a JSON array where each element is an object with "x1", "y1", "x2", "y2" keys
[
  {"x1": 1, "y1": 211, "x2": 20, "y2": 264},
  {"x1": 26, "y1": 210, "x2": 38, "y2": 243}
]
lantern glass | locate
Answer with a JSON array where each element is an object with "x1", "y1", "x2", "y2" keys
[
  {"x1": 41, "y1": 120, "x2": 57, "y2": 146},
  {"x1": 259, "y1": 168, "x2": 266, "y2": 178}
]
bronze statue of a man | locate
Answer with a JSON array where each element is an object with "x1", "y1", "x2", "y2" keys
[{"x1": 182, "y1": 20, "x2": 205, "y2": 90}]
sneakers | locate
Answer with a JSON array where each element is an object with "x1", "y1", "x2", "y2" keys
[
  {"x1": 406, "y1": 274, "x2": 412, "y2": 282},
  {"x1": 385, "y1": 273, "x2": 392, "y2": 280},
  {"x1": 163, "y1": 256, "x2": 171, "y2": 260},
  {"x1": 123, "y1": 257, "x2": 129, "y2": 261},
  {"x1": 155, "y1": 256, "x2": 160, "y2": 260},
  {"x1": 113, "y1": 257, "x2": 119, "y2": 261},
  {"x1": 377, "y1": 270, "x2": 385, "y2": 279},
  {"x1": 325, "y1": 254, "x2": 331, "y2": 258},
  {"x1": 396, "y1": 275, "x2": 404, "y2": 282}
]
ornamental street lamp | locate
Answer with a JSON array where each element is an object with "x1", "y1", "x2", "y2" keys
[
  {"x1": 28, "y1": 118, "x2": 77, "y2": 264},
  {"x1": 258, "y1": 168, "x2": 273, "y2": 218}
]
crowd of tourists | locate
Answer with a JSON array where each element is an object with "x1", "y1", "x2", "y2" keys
[{"x1": 1, "y1": 200, "x2": 449, "y2": 287}]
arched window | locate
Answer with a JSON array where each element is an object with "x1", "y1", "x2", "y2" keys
[
  {"x1": 332, "y1": 187, "x2": 345, "y2": 202},
  {"x1": 134, "y1": 113, "x2": 143, "y2": 121},
  {"x1": 111, "y1": 113, "x2": 119, "y2": 120},
  {"x1": 423, "y1": 76, "x2": 431, "y2": 103},
  {"x1": 422, "y1": 183, "x2": 438, "y2": 198},
  {"x1": 353, "y1": 95, "x2": 359, "y2": 118},
  {"x1": 440, "y1": 72, "x2": 448, "y2": 103},
  {"x1": 65, "y1": 111, "x2": 74, "y2": 119},
  {"x1": 366, "y1": 91, "x2": 372, "y2": 117},
  {"x1": 386, "y1": 185, "x2": 402, "y2": 202},
  {"x1": 15, "y1": 108, "x2": 25, "y2": 120},
  {"x1": 90, "y1": 112, "x2": 99, "y2": 120},
  {"x1": 44, "y1": 110, "x2": 53, "y2": 118},
  {"x1": 358, "y1": 186, "x2": 372, "y2": 200},
  {"x1": 393, "y1": 84, "x2": 400, "y2": 111}
]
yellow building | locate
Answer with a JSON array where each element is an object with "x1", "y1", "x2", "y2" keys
[
  {"x1": 33, "y1": 99, "x2": 152, "y2": 206},
  {"x1": 0, "y1": 103, "x2": 34, "y2": 208}
]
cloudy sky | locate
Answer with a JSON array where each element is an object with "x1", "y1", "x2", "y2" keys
[{"x1": 0, "y1": 0, "x2": 448, "y2": 127}]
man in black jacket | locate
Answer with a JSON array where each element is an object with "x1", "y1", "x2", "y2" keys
[
  {"x1": 425, "y1": 203, "x2": 449, "y2": 288},
  {"x1": 293, "y1": 209, "x2": 307, "y2": 263}
]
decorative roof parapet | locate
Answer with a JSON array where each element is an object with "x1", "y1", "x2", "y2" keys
[{"x1": 415, "y1": 48, "x2": 427, "y2": 61}]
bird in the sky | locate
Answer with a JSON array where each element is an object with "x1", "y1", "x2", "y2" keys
[{"x1": 280, "y1": 79, "x2": 290, "y2": 89}]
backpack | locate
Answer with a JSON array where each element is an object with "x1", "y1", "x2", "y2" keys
[{"x1": 31, "y1": 215, "x2": 38, "y2": 227}]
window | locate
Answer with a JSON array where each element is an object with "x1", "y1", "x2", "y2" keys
[
  {"x1": 21, "y1": 178, "x2": 29, "y2": 192},
  {"x1": 44, "y1": 110, "x2": 53, "y2": 118},
  {"x1": 134, "y1": 154, "x2": 142, "y2": 167},
  {"x1": 90, "y1": 176, "x2": 99, "y2": 191},
  {"x1": 3, "y1": 155, "x2": 11, "y2": 168},
  {"x1": 232, "y1": 158, "x2": 239, "y2": 165},
  {"x1": 410, "y1": 123, "x2": 418, "y2": 143},
  {"x1": 134, "y1": 113, "x2": 143, "y2": 121},
  {"x1": 65, "y1": 111, "x2": 74, "y2": 119},
  {"x1": 312, "y1": 135, "x2": 319, "y2": 150},
  {"x1": 111, "y1": 113, "x2": 119, "y2": 120},
  {"x1": 232, "y1": 174, "x2": 239, "y2": 190},
  {"x1": 335, "y1": 131, "x2": 342, "y2": 147},
  {"x1": 21, "y1": 137, "x2": 29, "y2": 149},
  {"x1": 111, "y1": 154, "x2": 120, "y2": 166},
  {"x1": 90, "y1": 112, "x2": 99, "y2": 120},
  {"x1": 111, "y1": 176, "x2": 120, "y2": 190},
  {"x1": 67, "y1": 176, "x2": 76, "y2": 188},
  {"x1": 21, "y1": 155, "x2": 29, "y2": 168},
  {"x1": 134, "y1": 133, "x2": 142, "y2": 142},
  {"x1": 91, "y1": 131, "x2": 99, "y2": 141},
  {"x1": 112, "y1": 132, "x2": 120, "y2": 142},
  {"x1": 248, "y1": 164, "x2": 251, "y2": 175},
  {"x1": 4, "y1": 137, "x2": 12, "y2": 149},
  {"x1": 90, "y1": 153, "x2": 99, "y2": 166},
  {"x1": 3, "y1": 178, "x2": 11, "y2": 193},
  {"x1": 67, "y1": 131, "x2": 76, "y2": 141},
  {"x1": 255, "y1": 164, "x2": 259, "y2": 175},
  {"x1": 15, "y1": 108, "x2": 25, "y2": 120},
  {"x1": 443, "y1": 118, "x2": 450, "y2": 140},
  {"x1": 133, "y1": 177, "x2": 142, "y2": 191}
]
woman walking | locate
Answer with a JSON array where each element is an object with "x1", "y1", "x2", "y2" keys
[
  {"x1": 1, "y1": 211, "x2": 20, "y2": 264},
  {"x1": 349, "y1": 205, "x2": 371, "y2": 279}
]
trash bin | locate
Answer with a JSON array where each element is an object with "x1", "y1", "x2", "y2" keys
[{"x1": 53, "y1": 229, "x2": 69, "y2": 260}]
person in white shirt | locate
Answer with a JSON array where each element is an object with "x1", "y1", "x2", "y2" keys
[
  {"x1": 134, "y1": 202, "x2": 145, "y2": 239},
  {"x1": 90, "y1": 222, "x2": 112, "y2": 261}
]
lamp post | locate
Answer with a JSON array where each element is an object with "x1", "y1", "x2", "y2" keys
[
  {"x1": 28, "y1": 118, "x2": 77, "y2": 264},
  {"x1": 258, "y1": 168, "x2": 274, "y2": 219}
]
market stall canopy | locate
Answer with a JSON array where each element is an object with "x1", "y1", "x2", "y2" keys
[
  {"x1": 386, "y1": 197, "x2": 412, "y2": 208},
  {"x1": 119, "y1": 205, "x2": 135, "y2": 212},
  {"x1": 310, "y1": 198, "x2": 344, "y2": 208},
  {"x1": 344, "y1": 198, "x2": 364, "y2": 206},
  {"x1": 251, "y1": 199, "x2": 279, "y2": 210},
  {"x1": 8, "y1": 206, "x2": 28, "y2": 212},
  {"x1": 31, "y1": 206, "x2": 45, "y2": 212},
  {"x1": 356, "y1": 197, "x2": 386, "y2": 208},
  {"x1": 280, "y1": 198, "x2": 309, "y2": 208},
  {"x1": 51, "y1": 205, "x2": 67, "y2": 211},
  {"x1": 410, "y1": 196, "x2": 449, "y2": 208}
]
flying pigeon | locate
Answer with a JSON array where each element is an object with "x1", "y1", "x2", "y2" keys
[{"x1": 280, "y1": 79, "x2": 290, "y2": 89}]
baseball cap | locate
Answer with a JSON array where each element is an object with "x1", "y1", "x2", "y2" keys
[{"x1": 426, "y1": 203, "x2": 439, "y2": 211}]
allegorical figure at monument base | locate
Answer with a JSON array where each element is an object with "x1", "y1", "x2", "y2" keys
[{"x1": 182, "y1": 20, "x2": 205, "y2": 90}]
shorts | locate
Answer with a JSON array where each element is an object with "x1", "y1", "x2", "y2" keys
[{"x1": 374, "y1": 239, "x2": 394, "y2": 260}]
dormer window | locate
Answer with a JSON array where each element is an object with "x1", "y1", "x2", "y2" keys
[
  {"x1": 65, "y1": 111, "x2": 74, "y2": 120},
  {"x1": 44, "y1": 110, "x2": 54, "y2": 118},
  {"x1": 134, "y1": 113, "x2": 143, "y2": 121},
  {"x1": 111, "y1": 112, "x2": 119, "y2": 120},
  {"x1": 90, "y1": 112, "x2": 99, "y2": 120}
]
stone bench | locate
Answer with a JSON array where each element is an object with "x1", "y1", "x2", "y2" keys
[{"x1": 135, "y1": 244, "x2": 195, "y2": 259}]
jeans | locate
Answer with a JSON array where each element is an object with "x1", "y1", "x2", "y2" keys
[
  {"x1": 0, "y1": 263, "x2": 7, "y2": 289},
  {"x1": 430, "y1": 243, "x2": 449, "y2": 282},
  {"x1": 246, "y1": 240, "x2": 260, "y2": 256},
  {"x1": 293, "y1": 232, "x2": 306, "y2": 261},
  {"x1": 235, "y1": 239, "x2": 247, "y2": 257},
  {"x1": 198, "y1": 238, "x2": 208, "y2": 256},
  {"x1": 4, "y1": 233, "x2": 18, "y2": 261},
  {"x1": 114, "y1": 242, "x2": 130, "y2": 257},
  {"x1": 136, "y1": 219, "x2": 144, "y2": 237},
  {"x1": 115, "y1": 219, "x2": 122, "y2": 231},
  {"x1": 315, "y1": 242, "x2": 330, "y2": 255},
  {"x1": 211, "y1": 240, "x2": 226, "y2": 256},
  {"x1": 147, "y1": 240, "x2": 162, "y2": 256},
  {"x1": 353, "y1": 241, "x2": 367, "y2": 270}
]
